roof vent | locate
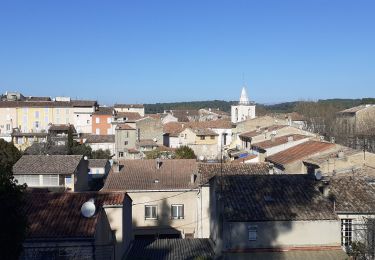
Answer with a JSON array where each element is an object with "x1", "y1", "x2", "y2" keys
[{"x1": 81, "y1": 198, "x2": 96, "y2": 218}]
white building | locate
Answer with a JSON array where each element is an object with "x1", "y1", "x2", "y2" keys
[{"x1": 231, "y1": 86, "x2": 256, "y2": 123}]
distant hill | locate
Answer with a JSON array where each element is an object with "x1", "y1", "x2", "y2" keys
[{"x1": 144, "y1": 98, "x2": 375, "y2": 115}]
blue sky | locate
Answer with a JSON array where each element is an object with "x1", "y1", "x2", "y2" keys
[{"x1": 0, "y1": 0, "x2": 374, "y2": 105}]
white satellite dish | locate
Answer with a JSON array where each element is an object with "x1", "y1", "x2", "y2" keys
[
  {"x1": 199, "y1": 155, "x2": 205, "y2": 161},
  {"x1": 81, "y1": 198, "x2": 96, "y2": 218},
  {"x1": 315, "y1": 171, "x2": 322, "y2": 181}
]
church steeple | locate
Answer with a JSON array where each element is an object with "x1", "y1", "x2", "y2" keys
[{"x1": 239, "y1": 86, "x2": 250, "y2": 105}]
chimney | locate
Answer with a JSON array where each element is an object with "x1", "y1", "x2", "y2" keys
[
  {"x1": 287, "y1": 136, "x2": 294, "y2": 142},
  {"x1": 320, "y1": 181, "x2": 330, "y2": 198},
  {"x1": 191, "y1": 173, "x2": 197, "y2": 184},
  {"x1": 268, "y1": 163, "x2": 274, "y2": 174},
  {"x1": 156, "y1": 158, "x2": 162, "y2": 169},
  {"x1": 270, "y1": 134, "x2": 275, "y2": 142},
  {"x1": 113, "y1": 162, "x2": 120, "y2": 172}
]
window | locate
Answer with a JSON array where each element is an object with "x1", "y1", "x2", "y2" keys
[
  {"x1": 200, "y1": 136, "x2": 206, "y2": 140},
  {"x1": 35, "y1": 111, "x2": 39, "y2": 118},
  {"x1": 107, "y1": 117, "x2": 111, "y2": 124},
  {"x1": 210, "y1": 136, "x2": 215, "y2": 140},
  {"x1": 126, "y1": 131, "x2": 129, "y2": 138},
  {"x1": 66, "y1": 109, "x2": 69, "y2": 114},
  {"x1": 65, "y1": 176, "x2": 72, "y2": 185},
  {"x1": 42, "y1": 175, "x2": 59, "y2": 186},
  {"x1": 96, "y1": 117, "x2": 100, "y2": 124},
  {"x1": 87, "y1": 120, "x2": 90, "y2": 124},
  {"x1": 184, "y1": 134, "x2": 187, "y2": 139},
  {"x1": 6, "y1": 124, "x2": 10, "y2": 131},
  {"x1": 45, "y1": 116, "x2": 49, "y2": 124},
  {"x1": 56, "y1": 108, "x2": 60, "y2": 114},
  {"x1": 96, "y1": 128, "x2": 100, "y2": 135},
  {"x1": 118, "y1": 152, "x2": 124, "y2": 157},
  {"x1": 341, "y1": 219, "x2": 352, "y2": 246},
  {"x1": 34, "y1": 121, "x2": 40, "y2": 129},
  {"x1": 248, "y1": 225, "x2": 258, "y2": 241},
  {"x1": 171, "y1": 204, "x2": 184, "y2": 219},
  {"x1": 15, "y1": 175, "x2": 40, "y2": 187},
  {"x1": 107, "y1": 128, "x2": 112, "y2": 135},
  {"x1": 124, "y1": 141, "x2": 128, "y2": 145},
  {"x1": 145, "y1": 205, "x2": 157, "y2": 219}
]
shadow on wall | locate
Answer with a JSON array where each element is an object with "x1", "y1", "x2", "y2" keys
[{"x1": 134, "y1": 199, "x2": 182, "y2": 240}]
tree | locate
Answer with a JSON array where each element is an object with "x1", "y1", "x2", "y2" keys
[
  {"x1": 70, "y1": 141, "x2": 92, "y2": 157},
  {"x1": 67, "y1": 126, "x2": 74, "y2": 154},
  {"x1": 175, "y1": 146, "x2": 196, "y2": 159},
  {"x1": 0, "y1": 141, "x2": 27, "y2": 259},
  {"x1": 0, "y1": 139, "x2": 22, "y2": 174},
  {"x1": 91, "y1": 149, "x2": 112, "y2": 159}
]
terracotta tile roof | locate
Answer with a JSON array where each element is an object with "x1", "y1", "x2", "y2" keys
[
  {"x1": 163, "y1": 120, "x2": 232, "y2": 137},
  {"x1": 0, "y1": 100, "x2": 72, "y2": 108},
  {"x1": 11, "y1": 132, "x2": 48, "y2": 138},
  {"x1": 252, "y1": 134, "x2": 309, "y2": 150},
  {"x1": 191, "y1": 128, "x2": 218, "y2": 136},
  {"x1": 198, "y1": 162, "x2": 270, "y2": 185},
  {"x1": 163, "y1": 122, "x2": 185, "y2": 136},
  {"x1": 48, "y1": 124, "x2": 76, "y2": 132},
  {"x1": 116, "y1": 123, "x2": 135, "y2": 130},
  {"x1": 24, "y1": 192, "x2": 125, "y2": 239},
  {"x1": 145, "y1": 113, "x2": 161, "y2": 120},
  {"x1": 329, "y1": 176, "x2": 375, "y2": 213},
  {"x1": 266, "y1": 141, "x2": 336, "y2": 167},
  {"x1": 114, "y1": 103, "x2": 144, "y2": 108},
  {"x1": 13, "y1": 155, "x2": 83, "y2": 175},
  {"x1": 102, "y1": 159, "x2": 198, "y2": 191},
  {"x1": 93, "y1": 106, "x2": 113, "y2": 115},
  {"x1": 303, "y1": 145, "x2": 359, "y2": 165},
  {"x1": 127, "y1": 239, "x2": 215, "y2": 260},
  {"x1": 138, "y1": 139, "x2": 158, "y2": 147},
  {"x1": 239, "y1": 125, "x2": 287, "y2": 139},
  {"x1": 88, "y1": 159, "x2": 109, "y2": 168},
  {"x1": 128, "y1": 148, "x2": 140, "y2": 153},
  {"x1": 114, "y1": 112, "x2": 142, "y2": 121},
  {"x1": 187, "y1": 119, "x2": 233, "y2": 129},
  {"x1": 221, "y1": 174, "x2": 338, "y2": 221},
  {"x1": 85, "y1": 134, "x2": 115, "y2": 143},
  {"x1": 71, "y1": 100, "x2": 97, "y2": 107}
]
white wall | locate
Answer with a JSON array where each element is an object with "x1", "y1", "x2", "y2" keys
[{"x1": 231, "y1": 105, "x2": 256, "y2": 123}]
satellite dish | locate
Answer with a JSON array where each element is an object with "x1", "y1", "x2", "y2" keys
[
  {"x1": 153, "y1": 138, "x2": 157, "y2": 142},
  {"x1": 199, "y1": 155, "x2": 205, "y2": 161},
  {"x1": 315, "y1": 171, "x2": 322, "y2": 181},
  {"x1": 84, "y1": 156, "x2": 88, "y2": 161},
  {"x1": 81, "y1": 198, "x2": 96, "y2": 218}
]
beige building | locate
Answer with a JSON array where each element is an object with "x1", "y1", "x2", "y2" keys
[
  {"x1": 303, "y1": 145, "x2": 375, "y2": 176},
  {"x1": 115, "y1": 123, "x2": 138, "y2": 159},
  {"x1": 102, "y1": 159, "x2": 204, "y2": 239},
  {"x1": 0, "y1": 105, "x2": 17, "y2": 141},
  {"x1": 114, "y1": 104, "x2": 145, "y2": 117},
  {"x1": 13, "y1": 155, "x2": 89, "y2": 191},
  {"x1": 179, "y1": 127, "x2": 219, "y2": 160},
  {"x1": 211, "y1": 174, "x2": 349, "y2": 259},
  {"x1": 21, "y1": 191, "x2": 132, "y2": 260}
]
